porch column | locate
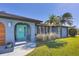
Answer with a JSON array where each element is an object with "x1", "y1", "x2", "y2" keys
[
  {"x1": 39, "y1": 26, "x2": 41, "y2": 34},
  {"x1": 45, "y1": 26, "x2": 48, "y2": 34},
  {"x1": 41, "y1": 26, "x2": 43, "y2": 34},
  {"x1": 45, "y1": 26, "x2": 46, "y2": 34},
  {"x1": 49, "y1": 26, "x2": 52, "y2": 33},
  {"x1": 58, "y1": 27, "x2": 61, "y2": 38},
  {"x1": 43, "y1": 26, "x2": 45, "y2": 34}
]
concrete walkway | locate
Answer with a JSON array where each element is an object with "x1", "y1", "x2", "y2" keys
[{"x1": 0, "y1": 43, "x2": 35, "y2": 56}]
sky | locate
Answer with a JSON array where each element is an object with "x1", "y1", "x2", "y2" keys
[{"x1": 0, "y1": 3, "x2": 78, "y2": 28}]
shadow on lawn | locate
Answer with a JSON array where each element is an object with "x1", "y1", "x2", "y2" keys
[
  {"x1": 37, "y1": 41, "x2": 67, "y2": 48},
  {"x1": 46, "y1": 41, "x2": 67, "y2": 48}
]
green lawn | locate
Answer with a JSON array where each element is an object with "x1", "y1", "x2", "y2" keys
[{"x1": 27, "y1": 36, "x2": 79, "y2": 56}]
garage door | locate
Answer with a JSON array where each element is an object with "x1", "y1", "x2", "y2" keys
[{"x1": 0, "y1": 23, "x2": 5, "y2": 46}]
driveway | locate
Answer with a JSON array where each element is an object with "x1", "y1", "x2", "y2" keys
[{"x1": 0, "y1": 42, "x2": 35, "y2": 56}]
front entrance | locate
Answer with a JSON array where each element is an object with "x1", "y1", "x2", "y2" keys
[
  {"x1": 0, "y1": 23, "x2": 5, "y2": 46},
  {"x1": 15, "y1": 23, "x2": 31, "y2": 42}
]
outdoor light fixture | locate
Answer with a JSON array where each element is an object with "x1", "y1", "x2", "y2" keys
[{"x1": 8, "y1": 22, "x2": 12, "y2": 27}]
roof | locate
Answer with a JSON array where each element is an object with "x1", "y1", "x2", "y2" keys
[
  {"x1": 0, "y1": 11, "x2": 42, "y2": 24},
  {"x1": 37, "y1": 23, "x2": 70, "y2": 28}
]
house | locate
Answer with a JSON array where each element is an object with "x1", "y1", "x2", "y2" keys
[
  {"x1": 36, "y1": 23, "x2": 68, "y2": 38},
  {"x1": 0, "y1": 11, "x2": 68, "y2": 54},
  {"x1": 0, "y1": 11, "x2": 42, "y2": 54}
]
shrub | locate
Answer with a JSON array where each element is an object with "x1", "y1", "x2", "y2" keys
[
  {"x1": 69, "y1": 28, "x2": 77, "y2": 37},
  {"x1": 77, "y1": 29, "x2": 79, "y2": 35},
  {"x1": 36, "y1": 34, "x2": 48, "y2": 41},
  {"x1": 48, "y1": 33, "x2": 59, "y2": 40},
  {"x1": 36, "y1": 33, "x2": 59, "y2": 41}
]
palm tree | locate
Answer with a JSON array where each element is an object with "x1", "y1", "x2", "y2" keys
[
  {"x1": 45, "y1": 15, "x2": 60, "y2": 26},
  {"x1": 45, "y1": 12, "x2": 73, "y2": 26},
  {"x1": 61, "y1": 12, "x2": 73, "y2": 26}
]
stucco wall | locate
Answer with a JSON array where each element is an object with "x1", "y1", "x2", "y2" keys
[
  {"x1": 57, "y1": 27, "x2": 68, "y2": 38},
  {"x1": 61, "y1": 27, "x2": 68, "y2": 37},
  {"x1": 0, "y1": 18, "x2": 36, "y2": 54},
  {"x1": 51, "y1": 26, "x2": 68, "y2": 38}
]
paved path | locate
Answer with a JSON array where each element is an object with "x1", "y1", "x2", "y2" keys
[{"x1": 0, "y1": 44, "x2": 35, "y2": 56}]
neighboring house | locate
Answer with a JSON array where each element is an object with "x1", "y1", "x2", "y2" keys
[{"x1": 0, "y1": 11, "x2": 68, "y2": 54}]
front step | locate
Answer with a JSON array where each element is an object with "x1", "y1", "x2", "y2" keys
[
  {"x1": 15, "y1": 41, "x2": 36, "y2": 48},
  {"x1": 15, "y1": 41, "x2": 26, "y2": 46},
  {"x1": 26, "y1": 43, "x2": 36, "y2": 48}
]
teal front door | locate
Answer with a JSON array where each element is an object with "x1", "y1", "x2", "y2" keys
[{"x1": 16, "y1": 24, "x2": 27, "y2": 42}]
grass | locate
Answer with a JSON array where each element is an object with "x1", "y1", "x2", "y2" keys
[{"x1": 27, "y1": 36, "x2": 79, "y2": 56}]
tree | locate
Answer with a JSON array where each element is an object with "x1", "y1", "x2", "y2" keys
[
  {"x1": 45, "y1": 15, "x2": 60, "y2": 26},
  {"x1": 45, "y1": 12, "x2": 73, "y2": 26},
  {"x1": 69, "y1": 28, "x2": 77, "y2": 37},
  {"x1": 61, "y1": 12, "x2": 73, "y2": 26}
]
